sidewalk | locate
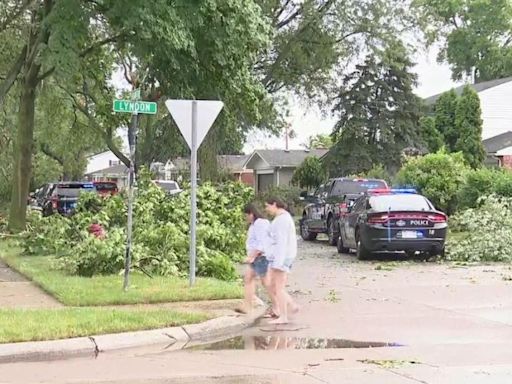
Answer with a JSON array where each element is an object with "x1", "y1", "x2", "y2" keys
[{"x1": 0, "y1": 260, "x2": 62, "y2": 309}]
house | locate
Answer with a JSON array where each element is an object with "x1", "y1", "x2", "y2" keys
[
  {"x1": 85, "y1": 163, "x2": 129, "y2": 189},
  {"x1": 85, "y1": 151, "x2": 125, "y2": 175},
  {"x1": 482, "y1": 131, "x2": 512, "y2": 167},
  {"x1": 217, "y1": 155, "x2": 254, "y2": 185},
  {"x1": 244, "y1": 149, "x2": 328, "y2": 192},
  {"x1": 496, "y1": 146, "x2": 512, "y2": 169},
  {"x1": 424, "y1": 76, "x2": 512, "y2": 141}
]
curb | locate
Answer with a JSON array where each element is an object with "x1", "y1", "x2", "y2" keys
[{"x1": 0, "y1": 307, "x2": 266, "y2": 364}]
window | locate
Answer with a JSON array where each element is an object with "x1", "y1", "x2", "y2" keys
[
  {"x1": 369, "y1": 195, "x2": 433, "y2": 212},
  {"x1": 331, "y1": 179, "x2": 387, "y2": 196},
  {"x1": 352, "y1": 197, "x2": 366, "y2": 213}
]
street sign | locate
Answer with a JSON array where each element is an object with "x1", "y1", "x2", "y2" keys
[
  {"x1": 113, "y1": 100, "x2": 157, "y2": 115},
  {"x1": 165, "y1": 99, "x2": 224, "y2": 287},
  {"x1": 164, "y1": 100, "x2": 224, "y2": 149}
]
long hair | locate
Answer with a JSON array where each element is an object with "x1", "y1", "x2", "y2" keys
[
  {"x1": 244, "y1": 203, "x2": 263, "y2": 222},
  {"x1": 265, "y1": 197, "x2": 288, "y2": 210}
]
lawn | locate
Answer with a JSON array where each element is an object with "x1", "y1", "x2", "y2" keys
[
  {"x1": 0, "y1": 241, "x2": 243, "y2": 306},
  {"x1": 0, "y1": 308, "x2": 208, "y2": 343}
]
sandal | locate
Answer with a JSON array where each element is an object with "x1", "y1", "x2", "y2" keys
[
  {"x1": 262, "y1": 308, "x2": 279, "y2": 318},
  {"x1": 234, "y1": 306, "x2": 249, "y2": 314}
]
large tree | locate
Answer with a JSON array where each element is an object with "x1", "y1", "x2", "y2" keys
[
  {"x1": 326, "y1": 42, "x2": 424, "y2": 176},
  {"x1": 433, "y1": 89, "x2": 458, "y2": 151},
  {"x1": 419, "y1": 116, "x2": 444, "y2": 153},
  {"x1": 454, "y1": 85, "x2": 485, "y2": 168},
  {"x1": 0, "y1": 0, "x2": 272, "y2": 231},
  {"x1": 414, "y1": 0, "x2": 512, "y2": 82}
]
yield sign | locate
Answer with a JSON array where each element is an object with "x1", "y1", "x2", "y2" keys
[{"x1": 165, "y1": 100, "x2": 224, "y2": 149}]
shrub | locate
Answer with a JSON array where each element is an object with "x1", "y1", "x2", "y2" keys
[
  {"x1": 23, "y1": 172, "x2": 254, "y2": 281},
  {"x1": 396, "y1": 150, "x2": 468, "y2": 213},
  {"x1": 447, "y1": 196, "x2": 512, "y2": 262},
  {"x1": 291, "y1": 156, "x2": 326, "y2": 190},
  {"x1": 457, "y1": 168, "x2": 512, "y2": 209},
  {"x1": 257, "y1": 185, "x2": 302, "y2": 216}
]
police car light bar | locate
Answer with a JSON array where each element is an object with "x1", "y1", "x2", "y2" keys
[
  {"x1": 367, "y1": 188, "x2": 417, "y2": 194},
  {"x1": 390, "y1": 188, "x2": 417, "y2": 194}
]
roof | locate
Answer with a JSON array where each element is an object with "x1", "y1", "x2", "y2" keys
[
  {"x1": 244, "y1": 149, "x2": 329, "y2": 169},
  {"x1": 86, "y1": 163, "x2": 128, "y2": 176},
  {"x1": 170, "y1": 157, "x2": 191, "y2": 170},
  {"x1": 482, "y1": 131, "x2": 512, "y2": 153},
  {"x1": 424, "y1": 76, "x2": 512, "y2": 106},
  {"x1": 217, "y1": 155, "x2": 250, "y2": 171},
  {"x1": 496, "y1": 146, "x2": 512, "y2": 156}
]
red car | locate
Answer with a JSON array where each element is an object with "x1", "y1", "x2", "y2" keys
[{"x1": 93, "y1": 181, "x2": 118, "y2": 197}]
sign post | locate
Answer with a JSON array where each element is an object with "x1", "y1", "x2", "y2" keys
[
  {"x1": 165, "y1": 99, "x2": 224, "y2": 286},
  {"x1": 113, "y1": 93, "x2": 158, "y2": 291}
]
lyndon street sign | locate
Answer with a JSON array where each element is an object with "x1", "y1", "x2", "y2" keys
[
  {"x1": 113, "y1": 100, "x2": 157, "y2": 115},
  {"x1": 165, "y1": 99, "x2": 224, "y2": 287}
]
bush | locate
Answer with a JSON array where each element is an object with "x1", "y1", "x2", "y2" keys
[
  {"x1": 23, "y1": 171, "x2": 254, "y2": 281},
  {"x1": 447, "y1": 196, "x2": 512, "y2": 262},
  {"x1": 457, "y1": 168, "x2": 512, "y2": 209},
  {"x1": 291, "y1": 156, "x2": 326, "y2": 190},
  {"x1": 396, "y1": 150, "x2": 468, "y2": 213},
  {"x1": 257, "y1": 185, "x2": 302, "y2": 216}
]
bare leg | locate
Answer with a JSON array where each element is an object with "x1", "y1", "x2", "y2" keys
[
  {"x1": 261, "y1": 272, "x2": 279, "y2": 316},
  {"x1": 268, "y1": 269, "x2": 291, "y2": 324},
  {"x1": 238, "y1": 267, "x2": 256, "y2": 313}
]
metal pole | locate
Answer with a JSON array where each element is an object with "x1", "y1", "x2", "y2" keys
[
  {"x1": 189, "y1": 100, "x2": 198, "y2": 287},
  {"x1": 124, "y1": 113, "x2": 138, "y2": 291}
]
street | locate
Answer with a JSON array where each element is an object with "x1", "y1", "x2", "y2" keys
[{"x1": 2, "y1": 238, "x2": 512, "y2": 383}]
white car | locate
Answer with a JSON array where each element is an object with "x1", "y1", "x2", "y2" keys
[{"x1": 153, "y1": 180, "x2": 182, "y2": 196}]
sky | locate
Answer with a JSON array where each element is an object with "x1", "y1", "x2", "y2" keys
[{"x1": 243, "y1": 47, "x2": 465, "y2": 153}]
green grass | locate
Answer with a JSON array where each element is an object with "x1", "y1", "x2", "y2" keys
[
  {"x1": 0, "y1": 241, "x2": 243, "y2": 306},
  {"x1": 0, "y1": 308, "x2": 208, "y2": 343}
]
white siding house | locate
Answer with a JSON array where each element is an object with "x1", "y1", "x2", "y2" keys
[
  {"x1": 425, "y1": 77, "x2": 512, "y2": 140},
  {"x1": 85, "y1": 151, "x2": 124, "y2": 175}
]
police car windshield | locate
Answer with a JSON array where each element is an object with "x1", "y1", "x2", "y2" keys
[{"x1": 370, "y1": 194, "x2": 432, "y2": 211}]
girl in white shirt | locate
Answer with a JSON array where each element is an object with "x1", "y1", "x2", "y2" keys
[
  {"x1": 265, "y1": 197, "x2": 299, "y2": 324},
  {"x1": 237, "y1": 204, "x2": 276, "y2": 315}
]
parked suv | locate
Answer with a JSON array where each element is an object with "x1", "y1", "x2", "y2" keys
[
  {"x1": 300, "y1": 178, "x2": 388, "y2": 245},
  {"x1": 153, "y1": 180, "x2": 182, "y2": 196},
  {"x1": 34, "y1": 182, "x2": 96, "y2": 217},
  {"x1": 93, "y1": 181, "x2": 119, "y2": 197}
]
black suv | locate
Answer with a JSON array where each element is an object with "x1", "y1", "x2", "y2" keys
[
  {"x1": 300, "y1": 178, "x2": 387, "y2": 245},
  {"x1": 32, "y1": 182, "x2": 96, "y2": 217}
]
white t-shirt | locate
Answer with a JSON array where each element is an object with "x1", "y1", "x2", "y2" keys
[
  {"x1": 268, "y1": 211, "x2": 297, "y2": 264},
  {"x1": 246, "y1": 218, "x2": 271, "y2": 255}
]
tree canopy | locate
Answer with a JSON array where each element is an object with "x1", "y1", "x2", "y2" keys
[
  {"x1": 326, "y1": 42, "x2": 424, "y2": 176},
  {"x1": 414, "y1": 0, "x2": 512, "y2": 82}
]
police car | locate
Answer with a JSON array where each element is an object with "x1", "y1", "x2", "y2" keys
[{"x1": 336, "y1": 188, "x2": 448, "y2": 259}]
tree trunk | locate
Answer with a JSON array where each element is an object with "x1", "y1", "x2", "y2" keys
[{"x1": 8, "y1": 74, "x2": 38, "y2": 231}]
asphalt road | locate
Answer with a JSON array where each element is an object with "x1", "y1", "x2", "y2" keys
[{"x1": 2, "y1": 237, "x2": 512, "y2": 383}]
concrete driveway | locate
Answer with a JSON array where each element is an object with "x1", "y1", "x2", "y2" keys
[{"x1": 2, "y1": 238, "x2": 512, "y2": 383}]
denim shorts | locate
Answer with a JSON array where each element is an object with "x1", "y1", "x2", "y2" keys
[
  {"x1": 270, "y1": 258, "x2": 294, "y2": 273},
  {"x1": 250, "y1": 256, "x2": 269, "y2": 277}
]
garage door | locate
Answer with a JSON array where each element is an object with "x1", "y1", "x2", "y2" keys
[{"x1": 258, "y1": 174, "x2": 274, "y2": 193}]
